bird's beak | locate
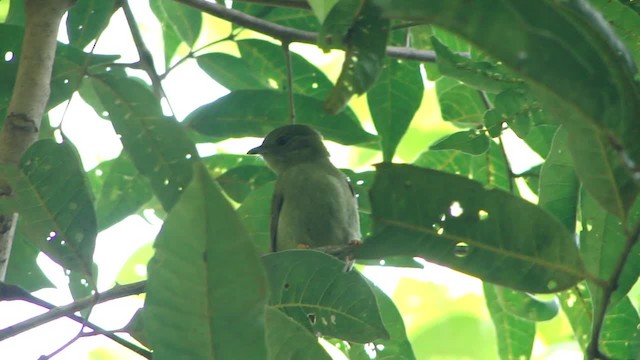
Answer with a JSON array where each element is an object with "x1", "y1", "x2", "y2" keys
[{"x1": 247, "y1": 145, "x2": 264, "y2": 155}]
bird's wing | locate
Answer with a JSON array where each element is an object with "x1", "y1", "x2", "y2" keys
[{"x1": 270, "y1": 188, "x2": 284, "y2": 252}]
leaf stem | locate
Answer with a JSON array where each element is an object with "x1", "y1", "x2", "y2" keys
[{"x1": 282, "y1": 42, "x2": 296, "y2": 124}]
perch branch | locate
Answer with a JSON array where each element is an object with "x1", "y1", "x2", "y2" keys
[
  {"x1": 0, "y1": 281, "x2": 146, "y2": 341},
  {"x1": 172, "y1": 0, "x2": 439, "y2": 63}
]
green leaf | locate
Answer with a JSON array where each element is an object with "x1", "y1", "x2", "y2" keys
[
  {"x1": 324, "y1": 2, "x2": 389, "y2": 114},
  {"x1": 368, "y1": 58, "x2": 424, "y2": 161},
  {"x1": 149, "y1": 0, "x2": 201, "y2": 48},
  {"x1": 588, "y1": 0, "x2": 640, "y2": 69},
  {"x1": 357, "y1": 163, "x2": 587, "y2": 293},
  {"x1": 197, "y1": 53, "x2": 269, "y2": 91},
  {"x1": 483, "y1": 283, "x2": 535, "y2": 360},
  {"x1": 493, "y1": 286, "x2": 559, "y2": 322},
  {"x1": 559, "y1": 286, "x2": 640, "y2": 358},
  {"x1": 144, "y1": 164, "x2": 268, "y2": 359},
  {"x1": 580, "y1": 192, "x2": 640, "y2": 309},
  {"x1": 88, "y1": 154, "x2": 154, "y2": 231},
  {"x1": 307, "y1": 0, "x2": 339, "y2": 23},
  {"x1": 237, "y1": 39, "x2": 334, "y2": 99},
  {"x1": 232, "y1": 3, "x2": 319, "y2": 32},
  {"x1": 567, "y1": 123, "x2": 638, "y2": 219},
  {"x1": 484, "y1": 88, "x2": 548, "y2": 138},
  {"x1": 66, "y1": 0, "x2": 116, "y2": 48},
  {"x1": 347, "y1": 283, "x2": 415, "y2": 359},
  {"x1": 0, "y1": 140, "x2": 96, "y2": 278},
  {"x1": 5, "y1": 233, "x2": 53, "y2": 292},
  {"x1": 435, "y1": 77, "x2": 486, "y2": 126},
  {"x1": 522, "y1": 125, "x2": 557, "y2": 158},
  {"x1": 202, "y1": 153, "x2": 268, "y2": 176},
  {"x1": 470, "y1": 141, "x2": 511, "y2": 191},
  {"x1": 265, "y1": 307, "x2": 332, "y2": 360},
  {"x1": 538, "y1": 126, "x2": 579, "y2": 232},
  {"x1": 432, "y1": 37, "x2": 524, "y2": 93},
  {"x1": 318, "y1": 0, "x2": 364, "y2": 50},
  {"x1": 413, "y1": 149, "x2": 472, "y2": 176},
  {"x1": 262, "y1": 250, "x2": 389, "y2": 343},
  {"x1": 184, "y1": 89, "x2": 377, "y2": 146},
  {"x1": 237, "y1": 182, "x2": 274, "y2": 254},
  {"x1": 429, "y1": 130, "x2": 490, "y2": 155},
  {"x1": 216, "y1": 165, "x2": 275, "y2": 203},
  {"x1": 378, "y1": 0, "x2": 640, "y2": 175},
  {"x1": 88, "y1": 72, "x2": 198, "y2": 211}
]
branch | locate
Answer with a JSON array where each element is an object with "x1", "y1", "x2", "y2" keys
[
  {"x1": 0, "y1": 281, "x2": 146, "y2": 341},
  {"x1": 173, "y1": 0, "x2": 438, "y2": 63},
  {"x1": 0, "y1": 0, "x2": 76, "y2": 281}
]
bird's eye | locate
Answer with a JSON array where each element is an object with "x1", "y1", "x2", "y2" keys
[{"x1": 275, "y1": 135, "x2": 288, "y2": 146}]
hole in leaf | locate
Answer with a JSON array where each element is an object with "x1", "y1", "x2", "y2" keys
[
  {"x1": 478, "y1": 209, "x2": 489, "y2": 220},
  {"x1": 283, "y1": 283, "x2": 290, "y2": 290},
  {"x1": 449, "y1": 201, "x2": 463, "y2": 217},
  {"x1": 453, "y1": 242, "x2": 469, "y2": 257},
  {"x1": 307, "y1": 313, "x2": 316, "y2": 325},
  {"x1": 547, "y1": 280, "x2": 558, "y2": 290},
  {"x1": 4, "y1": 51, "x2": 14, "y2": 62}
]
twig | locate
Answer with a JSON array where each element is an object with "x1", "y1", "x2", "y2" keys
[
  {"x1": 586, "y1": 220, "x2": 640, "y2": 359},
  {"x1": 282, "y1": 42, "x2": 296, "y2": 124},
  {"x1": 0, "y1": 282, "x2": 150, "y2": 358},
  {"x1": 172, "y1": 0, "x2": 440, "y2": 63},
  {"x1": 0, "y1": 281, "x2": 146, "y2": 341},
  {"x1": 160, "y1": 35, "x2": 236, "y2": 80}
]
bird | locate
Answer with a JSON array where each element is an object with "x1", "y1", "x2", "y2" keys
[{"x1": 247, "y1": 124, "x2": 361, "y2": 261}]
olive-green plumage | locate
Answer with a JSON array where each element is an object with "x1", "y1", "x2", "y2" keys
[{"x1": 248, "y1": 124, "x2": 361, "y2": 252}]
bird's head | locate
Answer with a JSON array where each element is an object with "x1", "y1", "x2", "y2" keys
[{"x1": 247, "y1": 124, "x2": 330, "y2": 173}]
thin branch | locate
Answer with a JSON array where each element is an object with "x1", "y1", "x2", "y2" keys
[
  {"x1": 282, "y1": 42, "x2": 296, "y2": 124},
  {"x1": 0, "y1": 281, "x2": 146, "y2": 341},
  {"x1": 160, "y1": 35, "x2": 236, "y2": 80},
  {"x1": 586, "y1": 220, "x2": 640, "y2": 360},
  {"x1": 0, "y1": 282, "x2": 150, "y2": 358},
  {"x1": 234, "y1": 0, "x2": 310, "y2": 9},
  {"x1": 173, "y1": 0, "x2": 440, "y2": 63}
]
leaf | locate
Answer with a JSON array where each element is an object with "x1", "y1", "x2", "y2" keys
[
  {"x1": 324, "y1": 2, "x2": 389, "y2": 114},
  {"x1": 413, "y1": 149, "x2": 472, "y2": 176},
  {"x1": 265, "y1": 307, "x2": 332, "y2": 360},
  {"x1": 567, "y1": 123, "x2": 637, "y2": 219},
  {"x1": 262, "y1": 250, "x2": 389, "y2": 343},
  {"x1": 368, "y1": 58, "x2": 424, "y2": 161},
  {"x1": 216, "y1": 165, "x2": 275, "y2": 203},
  {"x1": 588, "y1": 0, "x2": 640, "y2": 69},
  {"x1": 435, "y1": 77, "x2": 486, "y2": 126},
  {"x1": 237, "y1": 39, "x2": 334, "y2": 99},
  {"x1": 357, "y1": 163, "x2": 587, "y2": 293},
  {"x1": 538, "y1": 126, "x2": 579, "y2": 232},
  {"x1": 237, "y1": 182, "x2": 274, "y2": 253},
  {"x1": 483, "y1": 283, "x2": 535, "y2": 360},
  {"x1": 470, "y1": 141, "x2": 510, "y2": 191},
  {"x1": 429, "y1": 129, "x2": 490, "y2": 155},
  {"x1": 149, "y1": 0, "x2": 201, "y2": 48},
  {"x1": 66, "y1": 0, "x2": 116, "y2": 48},
  {"x1": 522, "y1": 124, "x2": 557, "y2": 158},
  {"x1": 143, "y1": 164, "x2": 268, "y2": 359},
  {"x1": 432, "y1": 37, "x2": 524, "y2": 93},
  {"x1": 5, "y1": 233, "x2": 53, "y2": 292},
  {"x1": 379, "y1": 0, "x2": 640, "y2": 177},
  {"x1": 184, "y1": 89, "x2": 377, "y2": 146},
  {"x1": 493, "y1": 286, "x2": 559, "y2": 322},
  {"x1": 580, "y1": 192, "x2": 640, "y2": 309},
  {"x1": 88, "y1": 154, "x2": 153, "y2": 230},
  {"x1": 307, "y1": 0, "x2": 339, "y2": 23},
  {"x1": 0, "y1": 140, "x2": 96, "y2": 278},
  {"x1": 484, "y1": 88, "x2": 548, "y2": 138},
  {"x1": 232, "y1": 2, "x2": 319, "y2": 32},
  {"x1": 317, "y1": 0, "x2": 364, "y2": 50},
  {"x1": 559, "y1": 286, "x2": 640, "y2": 358},
  {"x1": 346, "y1": 283, "x2": 416, "y2": 359},
  {"x1": 88, "y1": 72, "x2": 198, "y2": 211},
  {"x1": 202, "y1": 153, "x2": 268, "y2": 176},
  {"x1": 197, "y1": 53, "x2": 269, "y2": 91}
]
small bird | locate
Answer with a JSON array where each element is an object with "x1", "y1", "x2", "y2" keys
[{"x1": 247, "y1": 124, "x2": 361, "y2": 258}]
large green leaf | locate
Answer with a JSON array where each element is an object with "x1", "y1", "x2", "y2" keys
[
  {"x1": 429, "y1": 130, "x2": 490, "y2": 156},
  {"x1": 5, "y1": 233, "x2": 53, "y2": 292},
  {"x1": 88, "y1": 72, "x2": 198, "y2": 211},
  {"x1": 66, "y1": 0, "x2": 116, "y2": 48},
  {"x1": 368, "y1": 58, "x2": 423, "y2": 161},
  {"x1": 588, "y1": 0, "x2": 640, "y2": 67},
  {"x1": 216, "y1": 165, "x2": 275, "y2": 203},
  {"x1": 0, "y1": 140, "x2": 96, "y2": 278},
  {"x1": 413, "y1": 149, "x2": 472, "y2": 176},
  {"x1": 357, "y1": 164, "x2": 588, "y2": 293},
  {"x1": 237, "y1": 181, "x2": 274, "y2": 254},
  {"x1": 265, "y1": 307, "x2": 331, "y2": 360},
  {"x1": 470, "y1": 141, "x2": 510, "y2": 191},
  {"x1": 376, "y1": 0, "x2": 640, "y2": 200},
  {"x1": 184, "y1": 89, "x2": 377, "y2": 146},
  {"x1": 150, "y1": 0, "x2": 202, "y2": 66},
  {"x1": 434, "y1": 77, "x2": 486, "y2": 126},
  {"x1": 484, "y1": 88, "x2": 549, "y2": 139},
  {"x1": 493, "y1": 286, "x2": 559, "y2": 322},
  {"x1": 262, "y1": 250, "x2": 389, "y2": 343},
  {"x1": 483, "y1": 283, "x2": 535, "y2": 360},
  {"x1": 232, "y1": 2, "x2": 319, "y2": 32},
  {"x1": 144, "y1": 165, "x2": 268, "y2": 359},
  {"x1": 197, "y1": 53, "x2": 269, "y2": 91},
  {"x1": 538, "y1": 126, "x2": 579, "y2": 231}
]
